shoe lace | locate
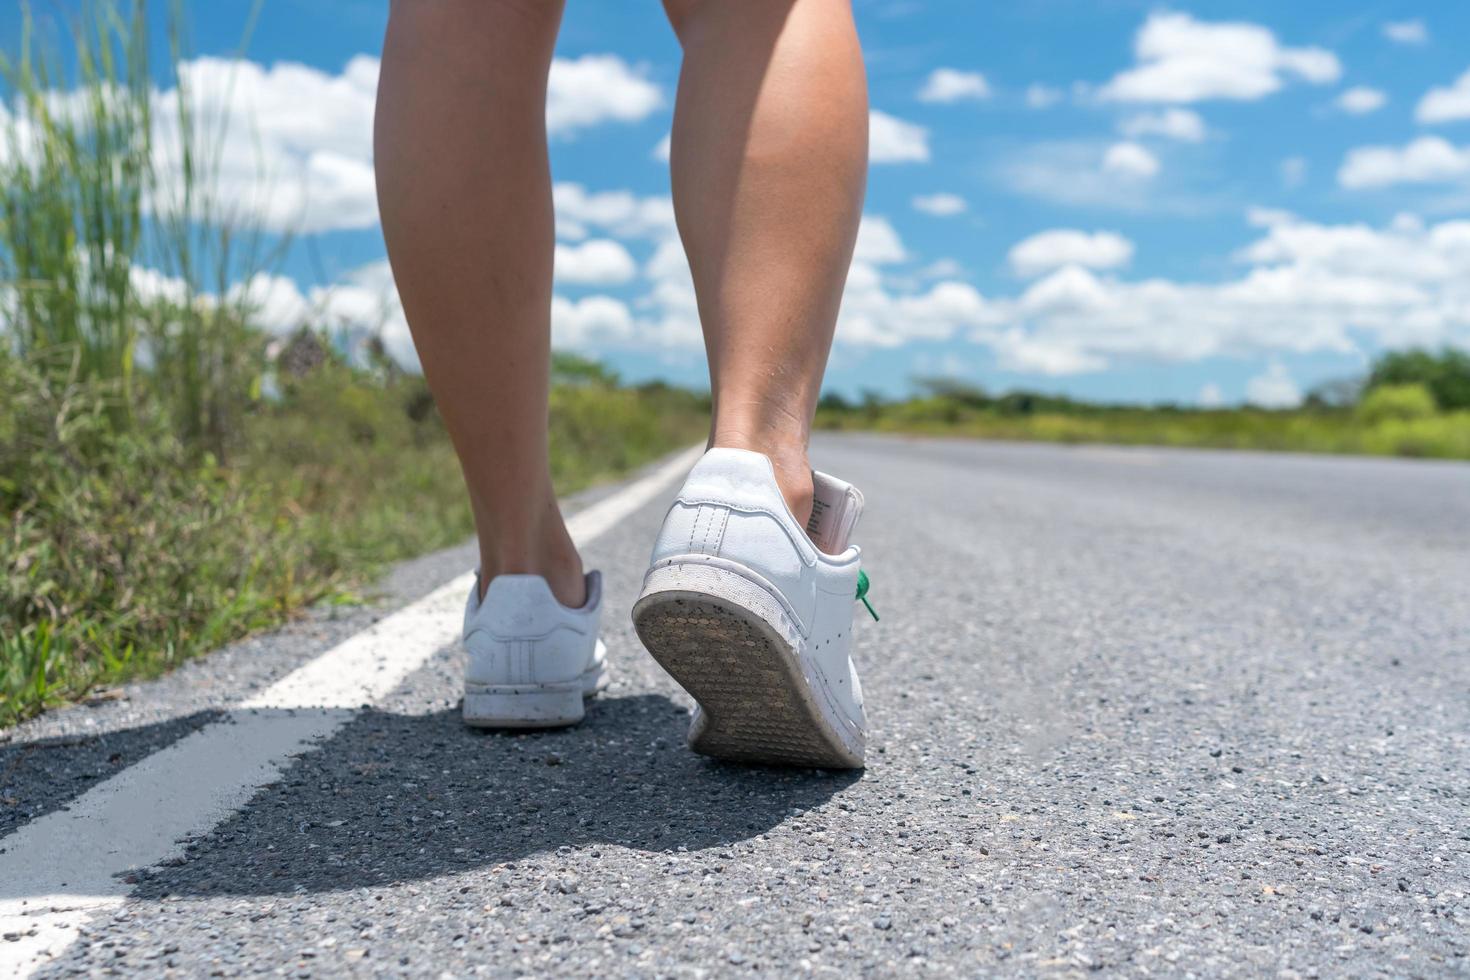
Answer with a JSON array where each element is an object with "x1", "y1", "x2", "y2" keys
[{"x1": 856, "y1": 569, "x2": 879, "y2": 622}]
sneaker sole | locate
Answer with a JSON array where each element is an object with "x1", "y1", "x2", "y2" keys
[
  {"x1": 463, "y1": 658, "x2": 608, "y2": 730},
  {"x1": 632, "y1": 563, "x2": 865, "y2": 769}
]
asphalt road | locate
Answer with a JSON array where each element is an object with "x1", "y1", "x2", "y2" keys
[{"x1": 3, "y1": 434, "x2": 1468, "y2": 977}]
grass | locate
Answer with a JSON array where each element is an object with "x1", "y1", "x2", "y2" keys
[
  {"x1": 0, "y1": 3, "x2": 707, "y2": 726},
  {"x1": 0, "y1": 338, "x2": 707, "y2": 727},
  {"x1": 816, "y1": 376, "x2": 1470, "y2": 462}
]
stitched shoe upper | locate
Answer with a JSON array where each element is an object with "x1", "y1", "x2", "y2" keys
[
  {"x1": 647, "y1": 449, "x2": 868, "y2": 722},
  {"x1": 462, "y1": 572, "x2": 604, "y2": 687}
]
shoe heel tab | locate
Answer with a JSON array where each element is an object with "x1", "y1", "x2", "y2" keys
[{"x1": 688, "y1": 447, "x2": 778, "y2": 481}]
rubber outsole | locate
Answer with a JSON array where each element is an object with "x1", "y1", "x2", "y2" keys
[
  {"x1": 462, "y1": 660, "x2": 607, "y2": 730},
  {"x1": 633, "y1": 576, "x2": 864, "y2": 769}
]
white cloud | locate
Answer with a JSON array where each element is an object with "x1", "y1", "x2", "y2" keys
[
  {"x1": 545, "y1": 54, "x2": 662, "y2": 137},
  {"x1": 553, "y1": 239, "x2": 637, "y2": 286},
  {"x1": 853, "y1": 215, "x2": 908, "y2": 264},
  {"x1": 1245, "y1": 360, "x2": 1302, "y2": 408},
  {"x1": 1335, "y1": 86, "x2": 1387, "y2": 115},
  {"x1": 1383, "y1": 20, "x2": 1429, "y2": 45},
  {"x1": 917, "y1": 68, "x2": 991, "y2": 104},
  {"x1": 146, "y1": 56, "x2": 380, "y2": 234},
  {"x1": 1197, "y1": 382, "x2": 1225, "y2": 408},
  {"x1": 1339, "y1": 136, "x2": 1470, "y2": 189},
  {"x1": 1001, "y1": 141, "x2": 1180, "y2": 210},
  {"x1": 1416, "y1": 69, "x2": 1470, "y2": 124},
  {"x1": 1118, "y1": 108, "x2": 1206, "y2": 142},
  {"x1": 1008, "y1": 230, "x2": 1135, "y2": 278},
  {"x1": 1099, "y1": 12, "x2": 1341, "y2": 103},
  {"x1": 202, "y1": 205, "x2": 1470, "y2": 381},
  {"x1": 135, "y1": 54, "x2": 663, "y2": 235},
  {"x1": 1102, "y1": 141, "x2": 1160, "y2": 179},
  {"x1": 1026, "y1": 84, "x2": 1064, "y2": 109},
  {"x1": 961, "y1": 213, "x2": 1470, "y2": 375},
  {"x1": 911, "y1": 192, "x2": 968, "y2": 217},
  {"x1": 551, "y1": 294, "x2": 637, "y2": 348},
  {"x1": 651, "y1": 133, "x2": 672, "y2": 163},
  {"x1": 1281, "y1": 155, "x2": 1309, "y2": 188},
  {"x1": 552, "y1": 183, "x2": 676, "y2": 240},
  {"x1": 1246, "y1": 205, "x2": 1297, "y2": 228},
  {"x1": 869, "y1": 110, "x2": 930, "y2": 163}
]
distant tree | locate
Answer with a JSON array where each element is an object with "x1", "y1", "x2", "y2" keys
[
  {"x1": 817, "y1": 390, "x2": 855, "y2": 413},
  {"x1": 911, "y1": 376, "x2": 990, "y2": 408},
  {"x1": 858, "y1": 389, "x2": 888, "y2": 416},
  {"x1": 551, "y1": 351, "x2": 620, "y2": 387},
  {"x1": 1302, "y1": 376, "x2": 1364, "y2": 409},
  {"x1": 1367, "y1": 348, "x2": 1470, "y2": 410}
]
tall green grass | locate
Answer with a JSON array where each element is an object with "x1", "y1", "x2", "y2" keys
[{"x1": 0, "y1": 4, "x2": 709, "y2": 726}]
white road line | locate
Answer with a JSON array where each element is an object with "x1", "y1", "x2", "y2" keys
[{"x1": 0, "y1": 444, "x2": 702, "y2": 977}]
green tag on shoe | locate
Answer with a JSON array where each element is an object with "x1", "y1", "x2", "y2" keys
[{"x1": 856, "y1": 569, "x2": 879, "y2": 622}]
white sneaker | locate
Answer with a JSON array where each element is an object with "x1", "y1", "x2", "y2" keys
[
  {"x1": 632, "y1": 448, "x2": 872, "y2": 768},
  {"x1": 461, "y1": 571, "x2": 609, "y2": 728}
]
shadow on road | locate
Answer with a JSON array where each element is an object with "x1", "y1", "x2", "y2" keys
[{"x1": 8, "y1": 693, "x2": 858, "y2": 899}]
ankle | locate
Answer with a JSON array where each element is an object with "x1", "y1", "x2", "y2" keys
[
  {"x1": 709, "y1": 430, "x2": 814, "y2": 527},
  {"x1": 476, "y1": 521, "x2": 585, "y2": 608}
]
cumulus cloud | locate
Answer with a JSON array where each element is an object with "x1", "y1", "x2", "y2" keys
[
  {"x1": 1026, "y1": 84, "x2": 1064, "y2": 109},
  {"x1": 1383, "y1": 20, "x2": 1428, "y2": 45},
  {"x1": 1416, "y1": 69, "x2": 1470, "y2": 124},
  {"x1": 552, "y1": 182, "x2": 676, "y2": 241},
  {"x1": 1336, "y1": 86, "x2": 1387, "y2": 115},
  {"x1": 545, "y1": 54, "x2": 662, "y2": 136},
  {"x1": 1102, "y1": 141, "x2": 1160, "y2": 179},
  {"x1": 853, "y1": 215, "x2": 909, "y2": 264},
  {"x1": 551, "y1": 294, "x2": 637, "y2": 349},
  {"x1": 137, "y1": 54, "x2": 665, "y2": 235},
  {"x1": 1245, "y1": 361, "x2": 1302, "y2": 408},
  {"x1": 869, "y1": 110, "x2": 930, "y2": 163},
  {"x1": 962, "y1": 213, "x2": 1470, "y2": 376},
  {"x1": 1197, "y1": 382, "x2": 1225, "y2": 408},
  {"x1": 917, "y1": 68, "x2": 991, "y2": 104},
  {"x1": 1338, "y1": 137, "x2": 1470, "y2": 189},
  {"x1": 1008, "y1": 230, "x2": 1135, "y2": 278},
  {"x1": 1001, "y1": 141, "x2": 1177, "y2": 210},
  {"x1": 911, "y1": 193, "x2": 968, "y2": 217},
  {"x1": 1118, "y1": 108, "x2": 1206, "y2": 142},
  {"x1": 216, "y1": 202, "x2": 1470, "y2": 384},
  {"x1": 553, "y1": 239, "x2": 638, "y2": 286},
  {"x1": 1099, "y1": 12, "x2": 1340, "y2": 103}
]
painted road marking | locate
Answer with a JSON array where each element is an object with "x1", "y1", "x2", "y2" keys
[{"x1": 0, "y1": 444, "x2": 703, "y2": 977}]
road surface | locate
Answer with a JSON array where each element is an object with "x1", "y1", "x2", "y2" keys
[{"x1": 2, "y1": 435, "x2": 1467, "y2": 977}]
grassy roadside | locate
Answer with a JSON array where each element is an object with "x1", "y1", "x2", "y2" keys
[
  {"x1": 0, "y1": 3, "x2": 707, "y2": 726},
  {"x1": 1, "y1": 341, "x2": 706, "y2": 727},
  {"x1": 816, "y1": 361, "x2": 1470, "y2": 462}
]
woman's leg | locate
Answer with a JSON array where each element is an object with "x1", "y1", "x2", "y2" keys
[
  {"x1": 375, "y1": 0, "x2": 585, "y2": 606},
  {"x1": 663, "y1": 0, "x2": 868, "y2": 525}
]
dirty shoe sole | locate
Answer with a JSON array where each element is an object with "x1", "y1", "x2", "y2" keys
[
  {"x1": 462, "y1": 657, "x2": 608, "y2": 730},
  {"x1": 632, "y1": 563, "x2": 865, "y2": 769}
]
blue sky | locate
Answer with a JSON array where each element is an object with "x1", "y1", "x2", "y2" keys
[{"x1": 6, "y1": 1, "x2": 1470, "y2": 405}]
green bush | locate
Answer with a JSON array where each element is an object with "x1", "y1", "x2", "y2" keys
[
  {"x1": 1361, "y1": 412, "x2": 1470, "y2": 459},
  {"x1": 1367, "y1": 348, "x2": 1470, "y2": 411},
  {"x1": 1356, "y1": 383, "x2": 1438, "y2": 425}
]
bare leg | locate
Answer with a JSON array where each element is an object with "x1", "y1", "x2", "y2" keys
[
  {"x1": 375, "y1": 0, "x2": 585, "y2": 606},
  {"x1": 664, "y1": 0, "x2": 869, "y2": 524}
]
